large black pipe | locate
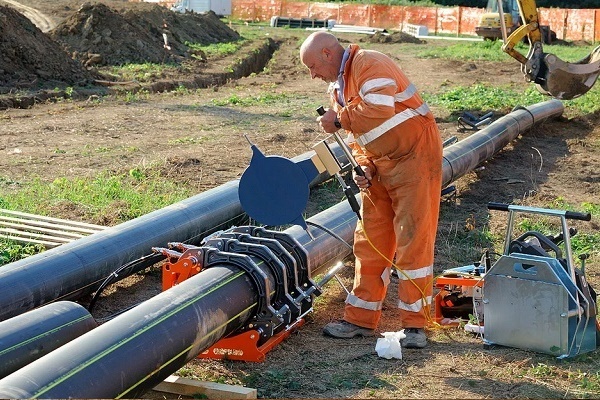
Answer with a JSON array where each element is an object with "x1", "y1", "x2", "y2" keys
[
  {"x1": 0, "y1": 148, "x2": 347, "y2": 322},
  {"x1": 442, "y1": 100, "x2": 564, "y2": 186},
  {"x1": 0, "y1": 301, "x2": 97, "y2": 379},
  {"x1": 0, "y1": 200, "x2": 356, "y2": 399},
  {"x1": 0, "y1": 101, "x2": 565, "y2": 397}
]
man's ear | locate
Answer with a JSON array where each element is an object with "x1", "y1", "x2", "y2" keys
[{"x1": 321, "y1": 47, "x2": 331, "y2": 60}]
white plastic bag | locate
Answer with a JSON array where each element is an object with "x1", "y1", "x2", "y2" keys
[{"x1": 375, "y1": 330, "x2": 406, "y2": 360}]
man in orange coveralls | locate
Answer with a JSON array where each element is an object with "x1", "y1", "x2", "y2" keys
[{"x1": 300, "y1": 31, "x2": 442, "y2": 348}]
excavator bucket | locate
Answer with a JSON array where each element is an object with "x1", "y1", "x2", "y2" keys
[{"x1": 537, "y1": 45, "x2": 600, "y2": 100}]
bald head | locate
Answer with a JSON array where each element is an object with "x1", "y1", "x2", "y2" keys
[{"x1": 300, "y1": 31, "x2": 345, "y2": 83}]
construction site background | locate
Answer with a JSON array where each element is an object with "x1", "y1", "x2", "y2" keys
[{"x1": 145, "y1": 0, "x2": 600, "y2": 43}]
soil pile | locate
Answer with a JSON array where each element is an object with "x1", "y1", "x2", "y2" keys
[
  {"x1": 0, "y1": 5, "x2": 91, "y2": 89},
  {"x1": 364, "y1": 31, "x2": 425, "y2": 44},
  {"x1": 50, "y1": 2, "x2": 240, "y2": 66}
]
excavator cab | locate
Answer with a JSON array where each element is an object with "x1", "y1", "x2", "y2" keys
[{"x1": 500, "y1": 0, "x2": 600, "y2": 100}]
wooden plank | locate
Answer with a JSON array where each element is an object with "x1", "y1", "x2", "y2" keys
[{"x1": 152, "y1": 375, "x2": 257, "y2": 399}]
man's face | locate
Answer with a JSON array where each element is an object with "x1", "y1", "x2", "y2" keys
[{"x1": 302, "y1": 48, "x2": 337, "y2": 83}]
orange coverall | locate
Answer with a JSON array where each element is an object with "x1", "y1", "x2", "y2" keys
[{"x1": 332, "y1": 44, "x2": 442, "y2": 329}]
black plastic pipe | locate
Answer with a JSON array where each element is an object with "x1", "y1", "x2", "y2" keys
[
  {"x1": 441, "y1": 99, "x2": 564, "y2": 187},
  {"x1": 0, "y1": 147, "x2": 347, "y2": 322},
  {"x1": 0, "y1": 200, "x2": 356, "y2": 399},
  {"x1": 0, "y1": 301, "x2": 97, "y2": 379}
]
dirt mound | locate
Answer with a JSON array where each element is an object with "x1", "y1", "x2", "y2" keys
[
  {"x1": 0, "y1": 5, "x2": 91, "y2": 90},
  {"x1": 364, "y1": 31, "x2": 425, "y2": 44},
  {"x1": 50, "y1": 2, "x2": 240, "y2": 66}
]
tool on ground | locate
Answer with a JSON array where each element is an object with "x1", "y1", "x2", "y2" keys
[
  {"x1": 457, "y1": 111, "x2": 493, "y2": 131},
  {"x1": 500, "y1": 0, "x2": 600, "y2": 100},
  {"x1": 434, "y1": 202, "x2": 598, "y2": 358}
]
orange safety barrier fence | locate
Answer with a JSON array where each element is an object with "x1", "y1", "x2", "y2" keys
[{"x1": 138, "y1": 0, "x2": 600, "y2": 42}]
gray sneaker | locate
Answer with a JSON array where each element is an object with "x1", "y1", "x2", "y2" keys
[
  {"x1": 402, "y1": 328, "x2": 427, "y2": 348},
  {"x1": 323, "y1": 320, "x2": 375, "y2": 338}
]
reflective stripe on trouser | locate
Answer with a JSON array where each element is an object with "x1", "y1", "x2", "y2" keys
[{"x1": 344, "y1": 121, "x2": 442, "y2": 329}]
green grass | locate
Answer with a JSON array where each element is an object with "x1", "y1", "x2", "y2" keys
[
  {"x1": 0, "y1": 168, "x2": 195, "y2": 265},
  {"x1": 424, "y1": 84, "x2": 547, "y2": 113},
  {"x1": 106, "y1": 62, "x2": 177, "y2": 83},
  {"x1": 210, "y1": 92, "x2": 295, "y2": 107},
  {"x1": 186, "y1": 40, "x2": 245, "y2": 58},
  {"x1": 417, "y1": 40, "x2": 600, "y2": 114},
  {"x1": 424, "y1": 83, "x2": 600, "y2": 115},
  {"x1": 0, "y1": 239, "x2": 44, "y2": 265},
  {"x1": 0, "y1": 169, "x2": 193, "y2": 225},
  {"x1": 417, "y1": 40, "x2": 598, "y2": 63}
]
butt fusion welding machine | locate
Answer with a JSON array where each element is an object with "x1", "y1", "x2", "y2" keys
[
  {"x1": 155, "y1": 113, "x2": 363, "y2": 362},
  {"x1": 435, "y1": 202, "x2": 598, "y2": 358}
]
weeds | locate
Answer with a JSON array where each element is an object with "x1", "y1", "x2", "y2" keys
[
  {"x1": 0, "y1": 169, "x2": 192, "y2": 225},
  {"x1": 0, "y1": 239, "x2": 45, "y2": 266},
  {"x1": 186, "y1": 40, "x2": 244, "y2": 57},
  {"x1": 210, "y1": 92, "x2": 292, "y2": 107}
]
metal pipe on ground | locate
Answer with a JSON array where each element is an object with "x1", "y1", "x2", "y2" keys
[
  {"x1": 0, "y1": 146, "x2": 348, "y2": 322},
  {"x1": 0, "y1": 301, "x2": 97, "y2": 379},
  {"x1": 0, "y1": 200, "x2": 356, "y2": 399}
]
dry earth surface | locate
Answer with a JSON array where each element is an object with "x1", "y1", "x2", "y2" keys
[{"x1": 0, "y1": 0, "x2": 599, "y2": 398}]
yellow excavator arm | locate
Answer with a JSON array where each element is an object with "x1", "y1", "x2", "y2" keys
[{"x1": 501, "y1": 0, "x2": 600, "y2": 100}]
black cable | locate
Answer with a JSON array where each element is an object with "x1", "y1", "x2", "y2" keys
[
  {"x1": 306, "y1": 220, "x2": 353, "y2": 251},
  {"x1": 86, "y1": 216, "x2": 249, "y2": 314},
  {"x1": 94, "y1": 303, "x2": 140, "y2": 324},
  {"x1": 87, "y1": 252, "x2": 165, "y2": 313}
]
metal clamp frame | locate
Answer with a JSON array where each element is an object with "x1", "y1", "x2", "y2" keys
[
  {"x1": 203, "y1": 237, "x2": 297, "y2": 326},
  {"x1": 198, "y1": 246, "x2": 283, "y2": 340}
]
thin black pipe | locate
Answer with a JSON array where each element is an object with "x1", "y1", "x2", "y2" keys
[{"x1": 0, "y1": 301, "x2": 97, "y2": 379}]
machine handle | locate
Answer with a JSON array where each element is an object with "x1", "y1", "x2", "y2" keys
[
  {"x1": 566, "y1": 211, "x2": 592, "y2": 221},
  {"x1": 487, "y1": 202, "x2": 510, "y2": 212},
  {"x1": 316, "y1": 106, "x2": 371, "y2": 188},
  {"x1": 487, "y1": 202, "x2": 591, "y2": 221}
]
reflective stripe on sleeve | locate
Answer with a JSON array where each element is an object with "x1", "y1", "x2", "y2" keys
[
  {"x1": 397, "y1": 296, "x2": 432, "y2": 313},
  {"x1": 346, "y1": 293, "x2": 383, "y2": 311},
  {"x1": 360, "y1": 78, "x2": 396, "y2": 98}
]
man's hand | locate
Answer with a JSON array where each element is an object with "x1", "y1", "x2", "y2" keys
[
  {"x1": 353, "y1": 166, "x2": 372, "y2": 190},
  {"x1": 316, "y1": 108, "x2": 339, "y2": 133}
]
